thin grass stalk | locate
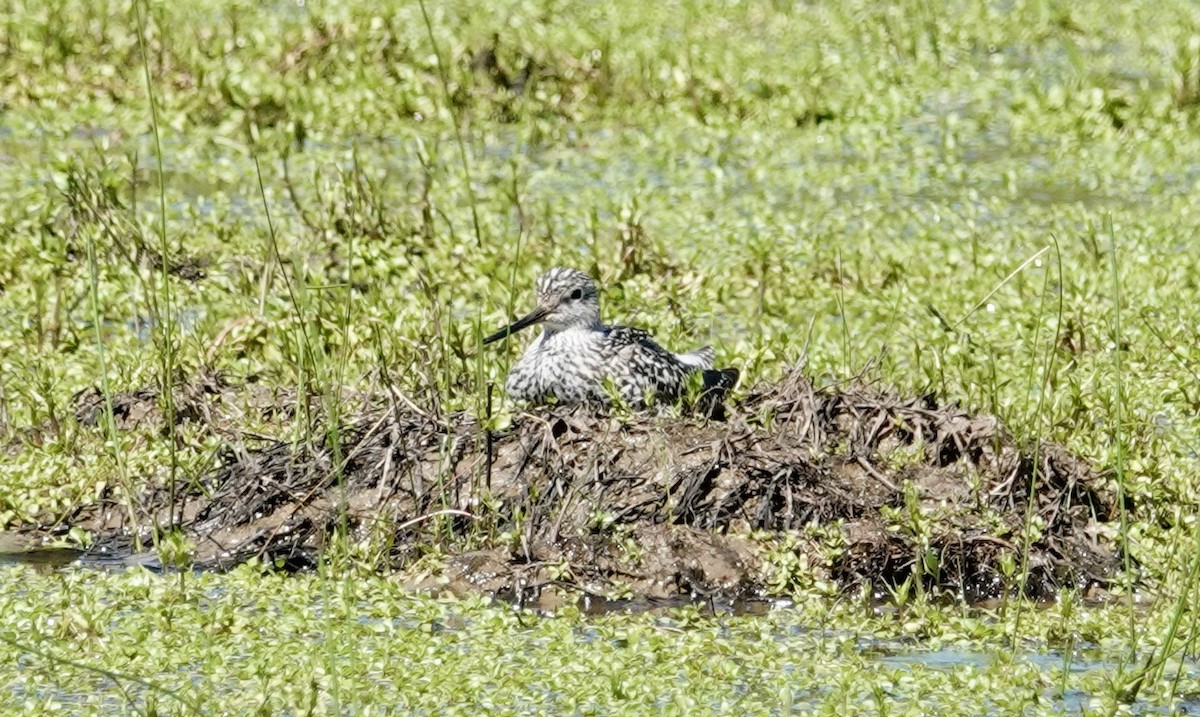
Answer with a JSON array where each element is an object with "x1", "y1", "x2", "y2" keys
[
  {"x1": 1107, "y1": 215, "x2": 1135, "y2": 649},
  {"x1": 84, "y1": 235, "x2": 140, "y2": 552},
  {"x1": 1011, "y1": 237, "x2": 1062, "y2": 645},
  {"x1": 1103, "y1": 215, "x2": 1141, "y2": 711},
  {"x1": 317, "y1": 156, "x2": 367, "y2": 567},
  {"x1": 1155, "y1": 517, "x2": 1200, "y2": 692},
  {"x1": 134, "y1": 0, "x2": 179, "y2": 532},
  {"x1": 327, "y1": 165, "x2": 359, "y2": 553},
  {"x1": 1134, "y1": 317, "x2": 1200, "y2": 695},
  {"x1": 835, "y1": 249, "x2": 852, "y2": 376},
  {"x1": 417, "y1": 0, "x2": 484, "y2": 249},
  {"x1": 951, "y1": 246, "x2": 1050, "y2": 330},
  {"x1": 259, "y1": 156, "x2": 348, "y2": 709},
  {"x1": 253, "y1": 157, "x2": 316, "y2": 439},
  {"x1": 0, "y1": 373, "x2": 8, "y2": 444}
]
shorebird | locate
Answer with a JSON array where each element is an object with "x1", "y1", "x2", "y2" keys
[{"x1": 482, "y1": 267, "x2": 738, "y2": 412}]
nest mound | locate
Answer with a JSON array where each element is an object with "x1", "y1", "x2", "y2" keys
[{"x1": 60, "y1": 369, "x2": 1119, "y2": 603}]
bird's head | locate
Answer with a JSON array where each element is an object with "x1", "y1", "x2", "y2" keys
[{"x1": 483, "y1": 267, "x2": 601, "y2": 344}]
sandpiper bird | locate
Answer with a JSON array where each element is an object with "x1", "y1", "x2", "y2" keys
[{"x1": 482, "y1": 267, "x2": 738, "y2": 412}]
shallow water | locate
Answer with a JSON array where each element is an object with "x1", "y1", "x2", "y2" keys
[
  {"x1": 5, "y1": 0, "x2": 1200, "y2": 713},
  {"x1": 0, "y1": 551, "x2": 1190, "y2": 715}
]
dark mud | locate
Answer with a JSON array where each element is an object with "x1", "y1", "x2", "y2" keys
[{"x1": 36, "y1": 368, "x2": 1121, "y2": 603}]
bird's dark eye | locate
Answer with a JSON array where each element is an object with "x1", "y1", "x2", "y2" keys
[{"x1": 569, "y1": 288, "x2": 584, "y2": 300}]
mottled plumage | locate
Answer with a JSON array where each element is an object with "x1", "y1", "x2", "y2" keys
[{"x1": 483, "y1": 267, "x2": 737, "y2": 410}]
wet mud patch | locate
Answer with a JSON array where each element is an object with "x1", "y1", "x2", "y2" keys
[{"x1": 54, "y1": 368, "x2": 1119, "y2": 603}]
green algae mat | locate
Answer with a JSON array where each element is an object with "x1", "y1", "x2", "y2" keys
[{"x1": 3, "y1": 0, "x2": 1200, "y2": 713}]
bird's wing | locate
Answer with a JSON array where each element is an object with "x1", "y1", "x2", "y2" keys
[
  {"x1": 604, "y1": 326, "x2": 677, "y2": 361},
  {"x1": 602, "y1": 326, "x2": 691, "y2": 394}
]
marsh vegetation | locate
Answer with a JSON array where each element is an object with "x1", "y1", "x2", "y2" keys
[{"x1": 3, "y1": 0, "x2": 1200, "y2": 713}]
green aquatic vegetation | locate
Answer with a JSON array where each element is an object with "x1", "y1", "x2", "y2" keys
[
  {"x1": 0, "y1": 564, "x2": 1197, "y2": 716},
  {"x1": 2, "y1": 0, "x2": 1200, "y2": 711}
]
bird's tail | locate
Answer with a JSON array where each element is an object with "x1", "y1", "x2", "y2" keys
[
  {"x1": 695, "y1": 367, "x2": 739, "y2": 419},
  {"x1": 675, "y1": 345, "x2": 716, "y2": 370}
]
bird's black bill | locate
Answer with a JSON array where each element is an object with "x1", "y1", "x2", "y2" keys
[{"x1": 482, "y1": 306, "x2": 548, "y2": 345}]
